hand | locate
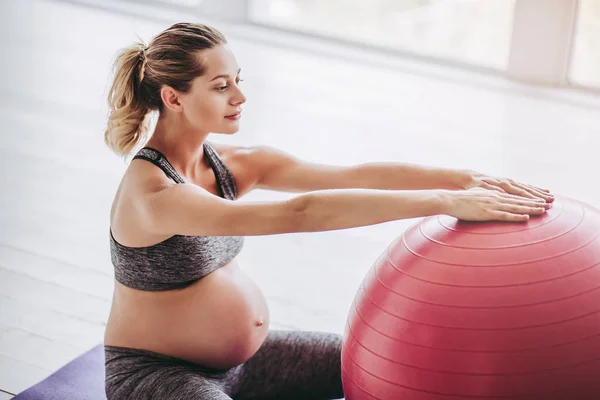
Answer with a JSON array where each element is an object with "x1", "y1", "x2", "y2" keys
[
  {"x1": 443, "y1": 188, "x2": 551, "y2": 222},
  {"x1": 463, "y1": 171, "x2": 554, "y2": 203}
]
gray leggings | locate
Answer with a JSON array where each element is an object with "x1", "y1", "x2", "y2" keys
[{"x1": 105, "y1": 330, "x2": 344, "y2": 399}]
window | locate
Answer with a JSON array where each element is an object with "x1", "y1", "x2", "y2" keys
[
  {"x1": 569, "y1": 0, "x2": 600, "y2": 88},
  {"x1": 249, "y1": 0, "x2": 517, "y2": 70}
]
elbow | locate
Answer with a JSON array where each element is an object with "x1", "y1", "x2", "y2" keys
[
  {"x1": 286, "y1": 193, "x2": 335, "y2": 233},
  {"x1": 285, "y1": 195, "x2": 312, "y2": 233}
]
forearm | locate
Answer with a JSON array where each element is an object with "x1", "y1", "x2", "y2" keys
[
  {"x1": 293, "y1": 188, "x2": 448, "y2": 232},
  {"x1": 348, "y1": 162, "x2": 472, "y2": 191}
]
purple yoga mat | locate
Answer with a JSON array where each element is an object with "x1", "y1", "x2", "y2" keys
[
  {"x1": 13, "y1": 344, "x2": 107, "y2": 400},
  {"x1": 12, "y1": 344, "x2": 345, "y2": 399}
]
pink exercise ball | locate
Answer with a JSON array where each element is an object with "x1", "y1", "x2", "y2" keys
[{"x1": 342, "y1": 195, "x2": 600, "y2": 399}]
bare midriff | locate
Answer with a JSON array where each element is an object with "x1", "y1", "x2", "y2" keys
[{"x1": 104, "y1": 258, "x2": 270, "y2": 370}]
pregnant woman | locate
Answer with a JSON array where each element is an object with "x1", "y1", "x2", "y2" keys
[{"x1": 102, "y1": 22, "x2": 553, "y2": 399}]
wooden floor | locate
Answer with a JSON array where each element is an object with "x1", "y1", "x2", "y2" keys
[{"x1": 1, "y1": 0, "x2": 600, "y2": 397}]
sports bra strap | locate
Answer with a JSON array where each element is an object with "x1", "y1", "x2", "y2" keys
[
  {"x1": 133, "y1": 147, "x2": 185, "y2": 184},
  {"x1": 133, "y1": 143, "x2": 238, "y2": 200}
]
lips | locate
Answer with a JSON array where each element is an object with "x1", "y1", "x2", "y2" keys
[{"x1": 225, "y1": 111, "x2": 242, "y2": 118}]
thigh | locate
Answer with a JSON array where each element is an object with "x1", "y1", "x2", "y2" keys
[
  {"x1": 128, "y1": 372, "x2": 234, "y2": 400},
  {"x1": 105, "y1": 346, "x2": 240, "y2": 400},
  {"x1": 235, "y1": 330, "x2": 344, "y2": 400}
]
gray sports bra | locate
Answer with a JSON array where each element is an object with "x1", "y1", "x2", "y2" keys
[{"x1": 109, "y1": 142, "x2": 244, "y2": 291}]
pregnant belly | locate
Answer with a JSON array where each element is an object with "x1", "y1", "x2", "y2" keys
[{"x1": 104, "y1": 260, "x2": 271, "y2": 369}]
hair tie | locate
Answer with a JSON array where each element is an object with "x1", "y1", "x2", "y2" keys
[{"x1": 137, "y1": 42, "x2": 148, "y2": 57}]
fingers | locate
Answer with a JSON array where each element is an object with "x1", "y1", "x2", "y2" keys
[
  {"x1": 499, "y1": 181, "x2": 539, "y2": 200},
  {"x1": 489, "y1": 211, "x2": 530, "y2": 222},
  {"x1": 480, "y1": 182, "x2": 506, "y2": 194},
  {"x1": 509, "y1": 181, "x2": 554, "y2": 202},
  {"x1": 496, "y1": 202, "x2": 547, "y2": 216},
  {"x1": 482, "y1": 178, "x2": 537, "y2": 200},
  {"x1": 478, "y1": 192, "x2": 549, "y2": 222},
  {"x1": 527, "y1": 184, "x2": 555, "y2": 202},
  {"x1": 497, "y1": 193, "x2": 551, "y2": 209},
  {"x1": 486, "y1": 178, "x2": 554, "y2": 203},
  {"x1": 457, "y1": 187, "x2": 552, "y2": 223},
  {"x1": 532, "y1": 186, "x2": 552, "y2": 194}
]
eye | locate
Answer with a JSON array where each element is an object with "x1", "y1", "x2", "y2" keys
[{"x1": 216, "y1": 79, "x2": 243, "y2": 92}]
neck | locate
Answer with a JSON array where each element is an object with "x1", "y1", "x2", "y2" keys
[{"x1": 146, "y1": 112, "x2": 210, "y2": 180}]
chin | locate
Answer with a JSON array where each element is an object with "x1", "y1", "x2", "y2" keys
[
  {"x1": 214, "y1": 125, "x2": 240, "y2": 135},
  {"x1": 212, "y1": 129, "x2": 239, "y2": 135}
]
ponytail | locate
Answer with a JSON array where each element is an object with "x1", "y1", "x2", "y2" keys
[{"x1": 104, "y1": 44, "x2": 152, "y2": 158}]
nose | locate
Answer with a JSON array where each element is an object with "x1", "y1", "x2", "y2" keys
[{"x1": 231, "y1": 85, "x2": 246, "y2": 106}]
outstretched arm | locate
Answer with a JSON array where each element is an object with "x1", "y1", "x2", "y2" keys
[
  {"x1": 244, "y1": 145, "x2": 469, "y2": 192},
  {"x1": 334, "y1": 161, "x2": 471, "y2": 191},
  {"x1": 242, "y1": 146, "x2": 553, "y2": 202}
]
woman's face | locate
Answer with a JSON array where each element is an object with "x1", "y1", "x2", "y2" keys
[{"x1": 180, "y1": 44, "x2": 246, "y2": 134}]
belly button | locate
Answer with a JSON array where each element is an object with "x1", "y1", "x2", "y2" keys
[{"x1": 255, "y1": 316, "x2": 264, "y2": 327}]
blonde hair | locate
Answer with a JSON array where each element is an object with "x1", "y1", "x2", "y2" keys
[{"x1": 104, "y1": 22, "x2": 226, "y2": 157}]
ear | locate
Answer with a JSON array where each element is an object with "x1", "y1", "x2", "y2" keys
[{"x1": 160, "y1": 86, "x2": 184, "y2": 112}]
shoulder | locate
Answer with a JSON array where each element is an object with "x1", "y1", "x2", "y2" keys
[
  {"x1": 208, "y1": 142, "x2": 257, "y2": 195},
  {"x1": 210, "y1": 142, "x2": 289, "y2": 166},
  {"x1": 209, "y1": 142, "x2": 295, "y2": 177},
  {"x1": 120, "y1": 153, "x2": 178, "y2": 204},
  {"x1": 207, "y1": 142, "x2": 283, "y2": 196},
  {"x1": 110, "y1": 154, "x2": 178, "y2": 240},
  {"x1": 208, "y1": 141, "x2": 258, "y2": 161}
]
